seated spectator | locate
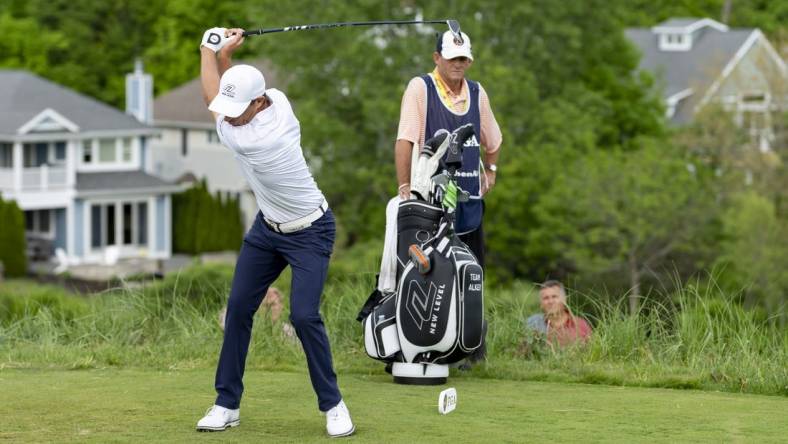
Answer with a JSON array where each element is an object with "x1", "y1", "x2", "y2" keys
[{"x1": 525, "y1": 280, "x2": 591, "y2": 348}]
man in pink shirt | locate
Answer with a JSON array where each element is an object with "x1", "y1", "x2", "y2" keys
[
  {"x1": 395, "y1": 29, "x2": 502, "y2": 367},
  {"x1": 526, "y1": 280, "x2": 592, "y2": 347},
  {"x1": 395, "y1": 29, "x2": 502, "y2": 269}
]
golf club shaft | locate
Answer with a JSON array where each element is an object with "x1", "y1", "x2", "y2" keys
[{"x1": 243, "y1": 20, "x2": 451, "y2": 37}]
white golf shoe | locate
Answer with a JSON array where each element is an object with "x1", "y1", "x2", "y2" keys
[
  {"x1": 325, "y1": 399, "x2": 355, "y2": 438},
  {"x1": 196, "y1": 405, "x2": 240, "y2": 432}
]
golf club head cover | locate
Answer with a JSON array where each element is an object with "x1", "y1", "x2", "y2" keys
[
  {"x1": 201, "y1": 27, "x2": 228, "y2": 52},
  {"x1": 412, "y1": 130, "x2": 452, "y2": 199},
  {"x1": 422, "y1": 129, "x2": 450, "y2": 159},
  {"x1": 444, "y1": 123, "x2": 475, "y2": 170}
]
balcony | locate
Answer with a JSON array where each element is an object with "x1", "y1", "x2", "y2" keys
[
  {"x1": 0, "y1": 168, "x2": 11, "y2": 189},
  {"x1": 0, "y1": 165, "x2": 69, "y2": 191}
]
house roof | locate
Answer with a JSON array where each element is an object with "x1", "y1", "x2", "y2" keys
[
  {"x1": 76, "y1": 171, "x2": 180, "y2": 195},
  {"x1": 652, "y1": 18, "x2": 729, "y2": 34},
  {"x1": 625, "y1": 25, "x2": 755, "y2": 124},
  {"x1": 154, "y1": 59, "x2": 281, "y2": 127},
  {"x1": 0, "y1": 70, "x2": 150, "y2": 136},
  {"x1": 653, "y1": 18, "x2": 702, "y2": 29}
]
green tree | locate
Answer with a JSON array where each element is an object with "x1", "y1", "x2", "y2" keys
[
  {"x1": 0, "y1": 198, "x2": 28, "y2": 277},
  {"x1": 0, "y1": 0, "x2": 251, "y2": 107},
  {"x1": 529, "y1": 141, "x2": 717, "y2": 313},
  {"x1": 716, "y1": 192, "x2": 788, "y2": 326},
  {"x1": 172, "y1": 180, "x2": 242, "y2": 254}
]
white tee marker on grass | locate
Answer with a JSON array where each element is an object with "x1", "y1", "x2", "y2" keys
[{"x1": 438, "y1": 388, "x2": 457, "y2": 414}]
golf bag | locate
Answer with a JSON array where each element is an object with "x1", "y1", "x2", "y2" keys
[{"x1": 358, "y1": 124, "x2": 485, "y2": 384}]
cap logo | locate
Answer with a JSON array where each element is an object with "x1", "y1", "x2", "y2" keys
[
  {"x1": 221, "y1": 84, "x2": 236, "y2": 98},
  {"x1": 453, "y1": 37, "x2": 463, "y2": 46}
]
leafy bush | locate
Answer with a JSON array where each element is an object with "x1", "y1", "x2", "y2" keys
[
  {"x1": 0, "y1": 198, "x2": 27, "y2": 277},
  {"x1": 171, "y1": 180, "x2": 244, "y2": 254},
  {"x1": 0, "y1": 281, "x2": 87, "y2": 325},
  {"x1": 1, "y1": 265, "x2": 787, "y2": 396}
]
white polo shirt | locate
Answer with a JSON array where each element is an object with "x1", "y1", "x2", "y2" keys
[{"x1": 216, "y1": 88, "x2": 325, "y2": 223}]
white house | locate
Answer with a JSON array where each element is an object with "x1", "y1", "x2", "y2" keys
[
  {"x1": 0, "y1": 65, "x2": 180, "y2": 264},
  {"x1": 627, "y1": 18, "x2": 787, "y2": 151},
  {"x1": 150, "y1": 60, "x2": 280, "y2": 229}
]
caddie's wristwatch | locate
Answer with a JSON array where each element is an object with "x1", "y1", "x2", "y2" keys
[{"x1": 485, "y1": 163, "x2": 497, "y2": 173}]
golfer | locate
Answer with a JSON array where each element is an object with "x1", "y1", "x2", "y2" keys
[{"x1": 195, "y1": 27, "x2": 354, "y2": 438}]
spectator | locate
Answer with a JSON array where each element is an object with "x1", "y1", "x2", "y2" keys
[
  {"x1": 218, "y1": 287, "x2": 295, "y2": 339},
  {"x1": 525, "y1": 280, "x2": 591, "y2": 348}
]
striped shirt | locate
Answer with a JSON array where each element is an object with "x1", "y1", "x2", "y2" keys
[{"x1": 396, "y1": 70, "x2": 502, "y2": 153}]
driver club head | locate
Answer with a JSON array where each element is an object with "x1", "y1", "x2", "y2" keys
[{"x1": 447, "y1": 20, "x2": 463, "y2": 44}]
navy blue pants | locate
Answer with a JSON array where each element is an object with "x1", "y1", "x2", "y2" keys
[{"x1": 214, "y1": 210, "x2": 342, "y2": 412}]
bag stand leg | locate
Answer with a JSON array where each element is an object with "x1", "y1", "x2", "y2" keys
[{"x1": 392, "y1": 362, "x2": 449, "y2": 385}]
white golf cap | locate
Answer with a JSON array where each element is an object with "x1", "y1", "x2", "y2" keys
[
  {"x1": 209, "y1": 64, "x2": 266, "y2": 118},
  {"x1": 437, "y1": 30, "x2": 473, "y2": 61}
]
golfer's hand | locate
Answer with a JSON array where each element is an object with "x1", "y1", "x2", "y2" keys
[
  {"x1": 482, "y1": 169, "x2": 496, "y2": 196},
  {"x1": 219, "y1": 28, "x2": 246, "y2": 56},
  {"x1": 201, "y1": 27, "x2": 228, "y2": 52}
]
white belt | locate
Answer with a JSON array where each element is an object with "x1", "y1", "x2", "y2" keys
[{"x1": 264, "y1": 200, "x2": 328, "y2": 234}]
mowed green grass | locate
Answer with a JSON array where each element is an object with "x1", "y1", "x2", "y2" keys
[{"x1": 1, "y1": 369, "x2": 786, "y2": 443}]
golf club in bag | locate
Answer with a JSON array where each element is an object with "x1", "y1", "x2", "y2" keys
[{"x1": 357, "y1": 124, "x2": 484, "y2": 385}]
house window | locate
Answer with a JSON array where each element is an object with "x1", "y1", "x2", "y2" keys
[
  {"x1": 738, "y1": 92, "x2": 772, "y2": 151},
  {"x1": 123, "y1": 203, "x2": 133, "y2": 245},
  {"x1": 39, "y1": 210, "x2": 50, "y2": 232},
  {"x1": 55, "y1": 142, "x2": 66, "y2": 161},
  {"x1": 122, "y1": 138, "x2": 133, "y2": 162},
  {"x1": 24, "y1": 209, "x2": 52, "y2": 235},
  {"x1": 99, "y1": 139, "x2": 116, "y2": 162},
  {"x1": 91, "y1": 201, "x2": 149, "y2": 249},
  {"x1": 91, "y1": 204, "x2": 102, "y2": 248},
  {"x1": 22, "y1": 142, "x2": 68, "y2": 167},
  {"x1": 23, "y1": 143, "x2": 43, "y2": 167},
  {"x1": 138, "y1": 202, "x2": 148, "y2": 245},
  {"x1": 0, "y1": 143, "x2": 12, "y2": 168},
  {"x1": 83, "y1": 140, "x2": 93, "y2": 163},
  {"x1": 106, "y1": 204, "x2": 116, "y2": 245},
  {"x1": 25, "y1": 211, "x2": 34, "y2": 231},
  {"x1": 181, "y1": 129, "x2": 188, "y2": 156}
]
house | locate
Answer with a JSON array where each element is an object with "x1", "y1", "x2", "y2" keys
[
  {"x1": 627, "y1": 18, "x2": 787, "y2": 150},
  {"x1": 150, "y1": 60, "x2": 280, "y2": 229},
  {"x1": 0, "y1": 64, "x2": 180, "y2": 265}
]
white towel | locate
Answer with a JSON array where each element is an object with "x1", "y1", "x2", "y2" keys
[
  {"x1": 410, "y1": 132, "x2": 451, "y2": 200},
  {"x1": 377, "y1": 196, "x2": 402, "y2": 293}
]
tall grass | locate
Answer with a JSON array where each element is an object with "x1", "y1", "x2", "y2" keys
[{"x1": 1, "y1": 264, "x2": 786, "y2": 396}]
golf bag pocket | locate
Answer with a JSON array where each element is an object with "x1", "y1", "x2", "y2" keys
[
  {"x1": 396, "y1": 200, "x2": 443, "y2": 279},
  {"x1": 457, "y1": 258, "x2": 484, "y2": 352},
  {"x1": 363, "y1": 293, "x2": 401, "y2": 360},
  {"x1": 396, "y1": 251, "x2": 459, "y2": 363}
]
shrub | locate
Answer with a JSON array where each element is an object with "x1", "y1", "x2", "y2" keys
[
  {"x1": 0, "y1": 281, "x2": 87, "y2": 325},
  {"x1": 0, "y1": 198, "x2": 27, "y2": 277},
  {"x1": 172, "y1": 180, "x2": 244, "y2": 254}
]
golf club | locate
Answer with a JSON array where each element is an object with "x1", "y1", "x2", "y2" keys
[{"x1": 242, "y1": 19, "x2": 463, "y2": 43}]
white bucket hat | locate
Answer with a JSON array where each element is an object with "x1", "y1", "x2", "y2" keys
[{"x1": 209, "y1": 64, "x2": 266, "y2": 118}]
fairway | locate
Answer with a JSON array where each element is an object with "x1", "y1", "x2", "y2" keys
[{"x1": 1, "y1": 369, "x2": 786, "y2": 443}]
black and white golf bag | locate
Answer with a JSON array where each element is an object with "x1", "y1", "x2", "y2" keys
[{"x1": 358, "y1": 124, "x2": 485, "y2": 385}]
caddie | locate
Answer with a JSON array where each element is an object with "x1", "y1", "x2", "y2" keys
[
  {"x1": 394, "y1": 28, "x2": 502, "y2": 370},
  {"x1": 194, "y1": 27, "x2": 354, "y2": 438}
]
